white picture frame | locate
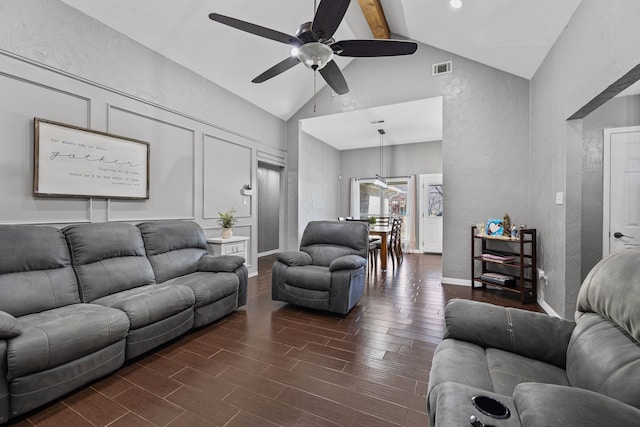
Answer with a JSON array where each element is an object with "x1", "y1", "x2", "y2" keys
[{"x1": 34, "y1": 118, "x2": 150, "y2": 199}]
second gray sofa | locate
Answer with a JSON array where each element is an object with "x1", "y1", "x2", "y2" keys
[{"x1": 427, "y1": 247, "x2": 640, "y2": 426}]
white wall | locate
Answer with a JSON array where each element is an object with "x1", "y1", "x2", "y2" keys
[
  {"x1": 0, "y1": 0, "x2": 288, "y2": 275},
  {"x1": 530, "y1": 0, "x2": 640, "y2": 317}
]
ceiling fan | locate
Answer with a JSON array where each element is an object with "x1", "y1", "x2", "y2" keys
[{"x1": 208, "y1": 0, "x2": 417, "y2": 95}]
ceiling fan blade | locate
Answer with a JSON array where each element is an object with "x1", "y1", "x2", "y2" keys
[
  {"x1": 311, "y1": 0, "x2": 350, "y2": 41},
  {"x1": 333, "y1": 39, "x2": 418, "y2": 57},
  {"x1": 252, "y1": 56, "x2": 301, "y2": 83},
  {"x1": 319, "y1": 60, "x2": 349, "y2": 95},
  {"x1": 209, "y1": 13, "x2": 301, "y2": 46}
]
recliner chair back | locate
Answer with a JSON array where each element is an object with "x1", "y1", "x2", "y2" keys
[
  {"x1": 567, "y1": 247, "x2": 640, "y2": 408},
  {"x1": 300, "y1": 221, "x2": 369, "y2": 266},
  {"x1": 137, "y1": 220, "x2": 209, "y2": 283},
  {"x1": 63, "y1": 222, "x2": 156, "y2": 302},
  {"x1": 0, "y1": 225, "x2": 80, "y2": 316}
]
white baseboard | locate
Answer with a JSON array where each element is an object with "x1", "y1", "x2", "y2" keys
[
  {"x1": 443, "y1": 278, "x2": 563, "y2": 318},
  {"x1": 537, "y1": 298, "x2": 561, "y2": 318},
  {"x1": 441, "y1": 277, "x2": 471, "y2": 286}
]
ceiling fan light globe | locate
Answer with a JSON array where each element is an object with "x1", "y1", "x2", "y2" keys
[{"x1": 296, "y1": 42, "x2": 334, "y2": 70}]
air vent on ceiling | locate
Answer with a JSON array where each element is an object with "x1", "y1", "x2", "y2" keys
[{"x1": 432, "y1": 61, "x2": 452, "y2": 76}]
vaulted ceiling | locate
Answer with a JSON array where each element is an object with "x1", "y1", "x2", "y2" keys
[{"x1": 60, "y1": 0, "x2": 582, "y2": 124}]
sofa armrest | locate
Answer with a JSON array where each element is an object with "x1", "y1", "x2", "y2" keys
[
  {"x1": 444, "y1": 299, "x2": 575, "y2": 368},
  {"x1": 198, "y1": 255, "x2": 245, "y2": 272},
  {"x1": 277, "y1": 251, "x2": 312, "y2": 266},
  {"x1": 329, "y1": 255, "x2": 366, "y2": 272},
  {"x1": 0, "y1": 310, "x2": 22, "y2": 339},
  {"x1": 514, "y1": 382, "x2": 640, "y2": 426}
]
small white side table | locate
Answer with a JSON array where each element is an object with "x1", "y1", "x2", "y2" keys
[{"x1": 206, "y1": 236, "x2": 249, "y2": 263}]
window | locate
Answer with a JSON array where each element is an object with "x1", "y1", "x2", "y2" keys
[{"x1": 350, "y1": 176, "x2": 415, "y2": 248}]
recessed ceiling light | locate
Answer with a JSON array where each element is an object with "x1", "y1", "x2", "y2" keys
[{"x1": 450, "y1": 0, "x2": 463, "y2": 9}]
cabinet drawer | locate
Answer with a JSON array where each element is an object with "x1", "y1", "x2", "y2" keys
[{"x1": 223, "y1": 242, "x2": 246, "y2": 255}]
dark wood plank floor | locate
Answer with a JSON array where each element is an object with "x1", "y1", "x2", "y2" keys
[{"x1": 8, "y1": 253, "x2": 540, "y2": 427}]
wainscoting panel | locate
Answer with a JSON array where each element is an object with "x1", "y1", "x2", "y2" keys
[
  {"x1": 0, "y1": 72, "x2": 92, "y2": 224},
  {"x1": 107, "y1": 105, "x2": 196, "y2": 221},
  {"x1": 203, "y1": 134, "x2": 252, "y2": 219}
]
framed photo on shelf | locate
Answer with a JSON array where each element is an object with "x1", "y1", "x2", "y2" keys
[
  {"x1": 486, "y1": 218, "x2": 504, "y2": 236},
  {"x1": 34, "y1": 118, "x2": 150, "y2": 199}
]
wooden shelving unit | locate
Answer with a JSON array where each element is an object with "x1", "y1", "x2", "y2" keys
[{"x1": 471, "y1": 225, "x2": 537, "y2": 303}]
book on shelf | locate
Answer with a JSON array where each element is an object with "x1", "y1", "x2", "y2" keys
[
  {"x1": 481, "y1": 252, "x2": 515, "y2": 263},
  {"x1": 480, "y1": 272, "x2": 516, "y2": 287}
]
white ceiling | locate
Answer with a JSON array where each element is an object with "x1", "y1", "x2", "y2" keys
[
  {"x1": 60, "y1": 0, "x2": 582, "y2": 123},
  {"x1": 301, "y1": 97, "x2": 443, "y2": 150}
]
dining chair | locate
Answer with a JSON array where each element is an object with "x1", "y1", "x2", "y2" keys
[{"x1": 390, "y1": 217, "x2": 403, "y2": 266}]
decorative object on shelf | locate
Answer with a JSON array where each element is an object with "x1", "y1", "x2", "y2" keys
[
  {"x1": 502, "y1": 213, "x2": 511, "y2": 237},
  {"x1": 241, "y1": 184, "x2": 253, "y2": 196},
  {"x1": 486, "y1": 218, "x2": 503, "y2": 237},
  {"x1": 369, "y1": 216, "x2": 377, "y2": 225},
  {"x1": 217, "y1": 208, "x2": 237, "y2": 239},
  {"x1": 476, "y1": 222, "x2": 486, "y2": 236},
  {"x1": 511, "y1": 224, "x2": 518, "y2": 238}
]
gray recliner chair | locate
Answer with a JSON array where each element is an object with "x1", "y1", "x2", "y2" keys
[
  {"x1": 272, "y1": 220, "x2": 368, "y2": 315},
  {"x1": 427, "y1": 246, "x2": 640, "y2": 426}
]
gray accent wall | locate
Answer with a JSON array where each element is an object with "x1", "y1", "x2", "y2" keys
[
  {"x1": 287, "y1": 42, "x2": 531, "y2": 286},
  {"x1": 530, "y1": 0, "x2": 640, "y2": 317},
  {"x1": 298, "y1": 131, "x2": 341, "y2": 242},
  {"x1": 0, "y1": 0, "x2": 287, "y2": 276}
]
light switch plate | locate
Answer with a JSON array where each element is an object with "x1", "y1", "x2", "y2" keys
[{"x1": 555, "y1": 192, "x2": 564, "y2": 205}]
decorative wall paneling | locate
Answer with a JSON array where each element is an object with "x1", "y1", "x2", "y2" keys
[
  {"x1": 0, "y1": 70, "x2": 93, "y2": 224},
  {"x1": 203, "y1": 134, "x2": 252, "y2": 220},
  {"x1": 107, "y1": 105, "x2": 196, "y2": 222},
  {"x1": 0, "y1": 50, "x2": 287, "y2": 276}
]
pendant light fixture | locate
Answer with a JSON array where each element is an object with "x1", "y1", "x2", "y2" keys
[{"x1": 374, "y1": 129, "x2": 388, "y2": 189}]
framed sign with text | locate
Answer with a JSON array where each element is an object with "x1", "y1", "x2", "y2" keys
[{"x1": 34, "y1": 118, "x2": 150, "y2": 199}]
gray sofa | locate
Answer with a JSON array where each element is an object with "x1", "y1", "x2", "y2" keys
[
  {"x1": 427, "y1": 247, "x2": 640, "y2": 426},
  {"x1": 0, "y1": 220, "x2": 247, "y2": 423},
  {"x1": 272, "y1": 220, "x2": 368, "y2": 315}
]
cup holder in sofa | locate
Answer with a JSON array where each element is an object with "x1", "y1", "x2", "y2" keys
[{"x1": 471, "y1": 395, "x2": 511, "y2": 419}]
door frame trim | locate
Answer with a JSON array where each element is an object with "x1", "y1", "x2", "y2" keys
[{"x1": 603, "y1": 126, "x2": 640, "y2": 255}]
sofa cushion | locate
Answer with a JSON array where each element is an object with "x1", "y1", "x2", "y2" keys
[
  {"x1": 286, "y1": 265, "x2": 332, "y2": 291},
  {"x1": 428, "y1": 339, "x2": 569, "y2": 398},
  {"x1": 137, "y1": 220, "x2": 208, "y2": 283},
  {"x1": 0, "y1": 311, "x2": 21, "y2": 339},
  {"x1": 566, "y1": 312, "x2": 640, "y2": 408},
  {"x1": 7, "y1": 304, "x2": 129, "y2": 380},
  {"x1": 64, "y1": 223, "x2": 156, "y2": 302},
  {"x1": 0, "y1": 225, "x2": 80, "y2": 316},
  {"x1": 164, "y1": 272, "x2": 238, "y2": 308},
  {"x1": 485, "y1": 348, "x2": 569, "y2": 396},
  {"x1": 92, "y1": 284, "x2": 194, "y2": 329}
]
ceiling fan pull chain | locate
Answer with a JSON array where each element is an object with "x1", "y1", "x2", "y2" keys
[{"x1": 313, "y1": 70, "x2": 317, "y2": 113}]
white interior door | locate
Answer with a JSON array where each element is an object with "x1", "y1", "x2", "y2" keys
[
  {"x1": 420, "y1": 174, "x2": 443, "y2": 253},
  {"x1": 604, "y1": 126, "x2": 640, "y2": 255}
]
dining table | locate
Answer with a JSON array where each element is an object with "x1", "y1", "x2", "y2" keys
[{"x1": 369, "y1": 225, "x2": 391, "y2": 271}]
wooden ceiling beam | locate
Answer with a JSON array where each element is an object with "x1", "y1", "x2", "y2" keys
[{"x1": 357, "y1": 0, "x2": 390, "y2": 39}]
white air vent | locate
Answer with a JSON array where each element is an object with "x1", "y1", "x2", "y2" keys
[{"x1": 432, "y1": 61, "x2": 452, "y2": 76}]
